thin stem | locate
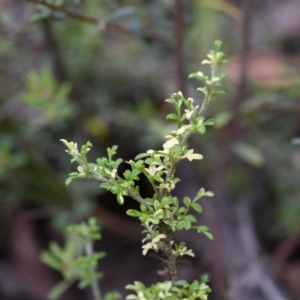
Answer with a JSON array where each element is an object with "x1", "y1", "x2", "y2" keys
[
  {"x1": 198, "y1": 65, "x2": 218, "y2": 116},
  {"x1": 27, "y1": 0, "x2": 101, "y2": 25},
  {"x1": 156, "y1": 63, "x2": 221, "y2": 283},
  {"x1": 166, "y1": 63, "x2": 219, "y2": 184},
  {"x1": 41, "y1": 19, "x2": 68, "y2": 82},
  {"x1": 158, "y1": 225, "x2": 178, "y2": 284},
  {"x1": 142, "y1": 170, "x2": 159, "y2": 196},
  {"x1": 127, "y1": 189, "x2": 151, "y2": 208},
  {"x1": 84, "y1": 240, "x2": 102, "y2": 300},
  {"x1": 87, "y1": 167, "x2": 151, "y2": 209},
  {"x1": 163, "y1": 245, "x2": 178, "y2": 283},
  {"x1": 26, "y1": 0, "x2": 166, "y2": 47}
]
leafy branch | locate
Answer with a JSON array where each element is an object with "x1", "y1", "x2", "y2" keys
[
  {"x1": 54, "y1": 41, "x2": 227, "y2": 299},
  {"x1": 41, "y1": 218, "x2": 121, "y2": 300}
]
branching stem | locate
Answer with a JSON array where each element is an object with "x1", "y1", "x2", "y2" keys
[
  {"x1": 90, "y1": 170, "x2": 151, "y2": 209},
  {"x1": 84, "y1": 240, "x2": 102, "y2": 300},
  {"x1": 158, "y1": 63, "x2": 220, "y2": 283}
]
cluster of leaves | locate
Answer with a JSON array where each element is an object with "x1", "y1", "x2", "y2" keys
[
  {"x1": 127, "y1": 187, "x2": 214, "y2": 256},
  {"x1": 0, "y1": 136, "x2": 27, "y2": 178},
  {"x1": 61, "y1": 136, "x2": 215, "y2": 264},
  {"x1": 125, "y1": 276, "x2": 211, "y2": 300},
  {"x1": 21, "y1": 68, "x2": 72, "y2": 127},
  {"x1": 41, "y1": 218, "x2": 121, "y2": 300}
]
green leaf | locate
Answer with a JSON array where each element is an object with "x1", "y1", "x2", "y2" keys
[
  {"x1": 131, "y1": 169, "x2": 141, "y2": 179},
  {"x1": 185, "y1": 215, "x2": 196, "y2": 223},
  {"x1": 180, "y1": 114, "x2": 187, "y2": 121},
  {"x1": 197, "y1": 126, "x2": 206, "y2": 135},
  {"x1": 65, "y1": 177, "x2": 74, "y2": 186},
  {"x1": 178, "y1": 207, "x2": 186, "y2": 214},
  {"x1": 189, "y1": 72, "x2": 205, "y2": 81},
  {"x1": 111, "y1": 158, "x2": 123, "y2": 169},
  {"x1": 165, "y1": 98, "x2": 177, "y2": 105},
  {"x1": 159, "y1": 197, "x2": 172, "y2": 209},
  {"x1": 100, "y1": 182, "x2": 112, "y2": 190},
  {"x1": 183, "y1": 197, "x2": 191, "y2": 207},
  {"x1": 140, "y1": 203, "x2": 147, "y2": 213},
  {"x1": 195, "y1": 116, "x2": 205, "y2": 124},
  {"x1": 215, "y1": 40, "x2": 222, "y2": 51},
  {"x1": 123, "y1": 170, "x2": 131, "y2": 180},
  {"x1": 169, "y1": 145, "x2": 182, "y2": 154},
  {"x1": 117, "y1": 194, "x2": 125, "y2": 205},
  {"x1": 203, "y1": 231, "x2": 214, "y2": 240},
  {"x1": 177, "y1": 220, "x2": 185, "y2": 230},
  {"x1": 175, "y1": 280, "x2": 189, "y2": 288},
  {"x1": 193, "y1": 188, "x2": 205, "y2": 202},
  {"x1": 214, "y1": 111, "x2": 233, "y2": 128},
  {"x1": 125, "y1": 295, "x2": 138, "y2": 300},
  {"x1": 198, "y1": 225, "x2": 209, "y2": 232},
  {"x1": 48, "y1": 280, "x2": 71, "y2": 300},
  {"x1": 232, "y1": 142, "x2": 265, "y2": 168},
  {"x1": 40, "y1": 251, "x2": 61, "y2": 271},
  {"x1": 127, "y1": 281, "x2": 146, "y2": 291},
  {"x1": 166, "y1": 113, "x2": 178, "y2": 120},
  {"x1": 104, "y1": 291, "x2": 122, "y2": 300},
  {"x1": 153, "y1": 200, "x2": 159, "y2": 210},
  {"x1": 78, "y1": 279, "x2": 89, "y2": 289},
  {"x1": 184, "y1": 219, "x2": 191, "y2": 230},
  {"x1": 107, "y1": 145, "x2": 118, "y2": 157},
  {"x1": 145, "y1": 197, "x2": 154, "y2": 205},
  {"x1": 145, "y1": 157, "x2": 163, "y2": 165},
  {"x1": 171, "y1": 92, "x2": 184, "y2": 100},
  {"x1": 191, "y1": 203, "x2": 203, "y2": 213},
  {"x1": 152, "y1": 209, "x2": 164, "y2": 223},
  {"x1": 49, "y1": 242, "x2": 62, "y2": 258},
  {"x1": 193, "y1": 188, "x2": 214, "y2": 202},
  {"x1": 203, "y1": 119, "x2": 215, "y2": 126},
  {"x1": 135, "y1": 153, "x2": 150, "y2": 160},
  {"x1": 173, "y1": 197, "x2": 179, "y2": 209},
  {"x1": 197, "y1": 87, "x2": 207, "y2": 94},
  {"x1": 212, "y1": 90, "x2": 225, "y2": 98},
  {"x1": 126, "y1": 209, "x2": 141, "y2": 217}
]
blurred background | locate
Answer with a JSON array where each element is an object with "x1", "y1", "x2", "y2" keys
[{"x1": 1, "y1": 0, "x2": 300, "y2": 299}]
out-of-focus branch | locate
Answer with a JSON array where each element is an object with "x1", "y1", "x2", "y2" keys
[
  {"x1": 41, "y1": 20, "x2": 68, "y2": 82},
  {"x1": 26, "y1": 0, "x2": 166, "y2": 46},
  {"x1": 231, "y1": 0, "x2": 251, "y2": 116},
  {"x1": 27, "y1": 0, "x2": 122, "y2": 30}
]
